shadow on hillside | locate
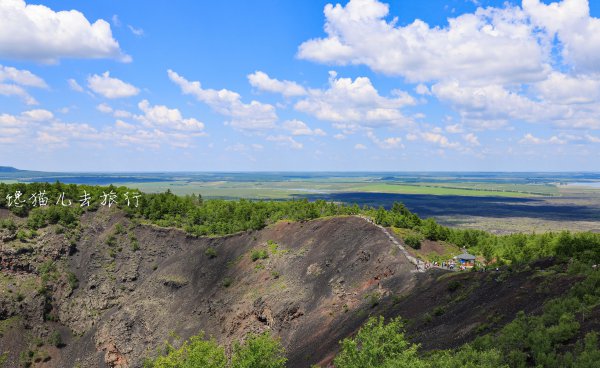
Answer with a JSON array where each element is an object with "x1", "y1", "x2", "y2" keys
[{"x1": 295, "y1": 192, "x2": 600, "y2": 222}]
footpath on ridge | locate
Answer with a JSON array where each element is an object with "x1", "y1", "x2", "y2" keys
[{"x1": 355, "y1": 215, "x2": 425, "y2": 272}]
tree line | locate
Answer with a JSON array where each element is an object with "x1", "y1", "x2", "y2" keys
[{"x1": 1, "y1": 182, "x2": 599, "y2": 266}]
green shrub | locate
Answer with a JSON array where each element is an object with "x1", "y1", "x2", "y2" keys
[
  {"x1": 422, "y1": 313, "x2": 432, "y2": 324},
  {"x1": 447, "y1": 280, "x2": 461, "y2": 292},
  {"x1": 19, "y1": 350, "x2": 34, "y2": 367},
  {"x1": 222, "y1": 277, "x2": 233, "y2": 288},
  {"x1": 38, "y1": 261, "x2": 57, "y2": 283},
  {"x1": 16, "y1": 229, "x2": 27, "y2": 242},
  {"x1": 365, "y1": 292, "x2": 380, "y2": 308},
  {"x1": 48, "y1": 331, "x2": 63, "y2": 348},
  {"x1": 0, "y1": 218, "x2": 16, "y2": 231},
  {"x1": 67, "y1": 272, "x2": 79, "y2": 290},
  {"x1": 144, "y1": 331, "x2": 285, "y2": 368},
  {"x1": 106, "y1": 234, "x2": 117, "y2": 247},
  {"x1": 404, "y1": 234, "x2": 422, "y2": 249},
  {"x1": 267, "y1": 240, "x2": 279, "y2": 253},
  {"x1": 251, "y1": 250, "x2": 268, "y2": 262},
  {"x1": 205, "y1": 247, "x2": 217, "y2": 259},
  {"x1": 334, "y1": 316, "x2": 426, "y2": 368},
  {"x1": 433, "y1": 306, "x2": 446, "y2": 316},
  {"x1": 0, "y1": 351, "x2": 8, "y2": 366},
  {"x1": 32, "y1": 337, "x2": 44, "y2": 347},
  {"x1": 145, "y1": 332, "x2": 226, "y2": 368},
  {"x1": 231, "y1": 332, "x2": 287, "y2": 368},
  {"x1": 27, "y1": 208, "x2": 47, "y2": 229}
]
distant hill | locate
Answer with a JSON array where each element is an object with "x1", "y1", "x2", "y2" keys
[{"x1": 0, "y1": 166, "x2": 20, "y2": 172}]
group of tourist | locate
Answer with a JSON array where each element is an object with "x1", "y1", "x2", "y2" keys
[{"x1": 418, "y1": 260, "x2": 474, "y2": 271}]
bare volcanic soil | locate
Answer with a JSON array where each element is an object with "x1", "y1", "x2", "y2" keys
[
  {"x1": 0, "y1": 208, "x2": 584, "y2": 367},
  {"x1": 1, "y1": 209, "x2": 417, "y2": 367}
]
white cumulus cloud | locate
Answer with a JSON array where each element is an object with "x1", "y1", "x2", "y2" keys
[
  {"x1": 68, "y1": 79, "x2": 84, "y2": 93},
  {"x1": 463, "y1": 133, "x2": 480, "y2": 146},
  {"x1": 0, "y1": 64, "x2": 47, "y2": 105},
  {"x1": 524, "y1": 0, "x2": 600, "y2": 73},
  {"x1": 282, "y1": 119, "x2": 326, "y2": 136},
  {"x1": 87, "y1": 71, "x2": 139, "y2": 99},
  {"x1": 298, "y1": 0, "x2": 549, "y2": 84},
  {"x1": 168, "y1": 69, "x2": 278, "y2": 131},
  {"x1": 366, "y1": 130, "x2": 403, "y2": 149},
  {"x1": 421, "y1": 132, "x2": 461, "y2": 149},
  {"x1": 0, "y1": 0, "x2": 130, "y2": 63},
  {"x1": 135, "y1": 99, "x2": 205, "y2": 133},
  {"x1": 298, "y1": 0, "x2": 600, "y2": 132},
  {"x1": 294, "y1": 71, "x2": 415, "y2": 130},
  {"x1": 266, "y1": 135, "x2": 303, "y2": 149},
  {"x1": 519, "y1": 133, "x2": 566, "y2": 145},
  {"x1": 248, "y1": 71, "x2": 307, "y2": 97}
]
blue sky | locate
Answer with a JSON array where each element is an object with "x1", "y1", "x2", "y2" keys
[{"x1": 1, "y1": 0, "x2": 600, "y2": 171}]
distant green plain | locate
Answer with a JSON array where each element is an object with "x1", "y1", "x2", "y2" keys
[{"x1": 118, "y1": 180, "x2": 559, "y2": 198}]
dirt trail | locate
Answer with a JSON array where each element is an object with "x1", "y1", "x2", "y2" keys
[{"x1": 355, "y1": 215, "x2": 425, "y2": 272}]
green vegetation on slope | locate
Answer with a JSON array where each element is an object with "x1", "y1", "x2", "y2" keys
[
  {"x1": 335, "y1": 311, "x2": 600, "y2": 368},
  {"x1": 334, "y1": 316, "x2": 506, "y2": 368},
  {"x1": 373, "y1": 203, "x2": 600, "y2": 266},
  {"x1": 336, "y1": 263, "x2": 600, "y2": 368},
  {"x1": 144, "y1": 331, "x2": 286, "y2": 368}
]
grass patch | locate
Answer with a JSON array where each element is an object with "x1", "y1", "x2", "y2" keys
[
  {"x1": 267, "y1": 240, "x2": 278, "y2": 253},
  {"x1": 0, "y1": 316, "x2": 20, "y2": 338},
  {"x1": 447, "y1": 280, "x2": 462, "y2": 292},
  {"x1": 48, "y1": 331, "x2": 63, "y2": 348},
  {"x1": 433, "y1": 306, "x2": 446, "y2": 316},
  {"x1": 251, "y1": 249, "x2": 269, "y2": 262},
  {"x1": 227, "y1": 254, "x2": 244, "y2": 268},
  {"x1": 205, "y1": 246, "x2": 217, "y2": 259},
  {"x1": 364, "y1": 292, "x2": 381, "y2": 308},
  {"x1": 436, "y1": 272, "x2": 461, "y2": 282}
]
